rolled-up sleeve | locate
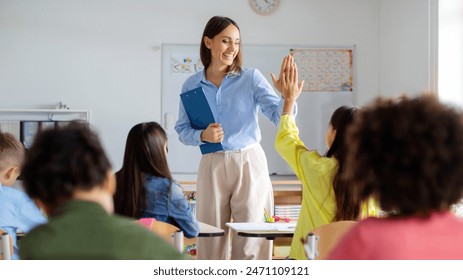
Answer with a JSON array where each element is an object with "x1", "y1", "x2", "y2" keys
[
  {"x1": 274, "y1": 114, "x2": 310, "y2": 178},
  {"x1": 253, "y1": 69, "x2": 297, "y2": 126}
]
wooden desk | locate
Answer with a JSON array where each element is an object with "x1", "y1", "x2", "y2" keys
[
  {"x1": 226, "y1": 222, "x2": 296, "y2": 240},
  {"x1": 198, "y1": 221, "x2": 224, "y2": 237}
]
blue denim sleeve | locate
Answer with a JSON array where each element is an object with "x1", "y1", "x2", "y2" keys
[{"x1": 167, "y1": 182, "x2": 200, "y2": 238}]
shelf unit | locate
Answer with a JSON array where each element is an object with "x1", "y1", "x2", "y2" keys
[
  {"x1": 0, "y1": 109, "x2": 91, "y2": 142},
  {"x1": 0, "y1": 109, "x2": 91, "y2": 122},
  {"x1": 177, "y1": 174, "x2": 302, "y2": 207}
]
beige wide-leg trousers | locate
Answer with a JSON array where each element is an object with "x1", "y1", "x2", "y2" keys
[{"x1": 196, "y1": 144, "x2": 274, "y2": 260}]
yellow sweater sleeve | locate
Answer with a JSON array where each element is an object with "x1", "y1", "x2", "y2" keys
[
  {"x1": 275, "y1": 114, "x2": 310, "y2": 178},
  {"x1": 275, "y1": 115, "x2": 339, "y2": 219},
  {"x1": 275, "y1": 114, "x2": 336, "y2": 181}
]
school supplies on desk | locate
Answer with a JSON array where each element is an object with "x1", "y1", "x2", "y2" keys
[
  {"x1": 180, "y1": 87, "x2": 223, "y2": 154},
  {"x1": 273, "y1": 215, "x2": 291, "y2": 223},
  {"x1": 264, "y1": 208, "x2": 274, "y2": 223}
]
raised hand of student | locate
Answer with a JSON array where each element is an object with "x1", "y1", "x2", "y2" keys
[
  {"x1": 270, "y1": 55, "x2": 292, "y2": 93},
  {"x1": 282, "y1": 58, "x2": 304, "y2": 114},
  {"x1": 200, "y1": 123, "x2": 224, "y2": 143}
]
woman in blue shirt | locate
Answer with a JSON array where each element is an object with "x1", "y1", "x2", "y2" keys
[
  {"x1": 175, "y1": 16, "x2": 292, "y2": 259},
  {"x1": 114, "y1": 122, "x2": 199, "y2": 238}
]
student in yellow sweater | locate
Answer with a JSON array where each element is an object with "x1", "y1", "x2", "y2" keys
[{"x1": 275, "y1": 55, "x2": 377, "y2": 260}]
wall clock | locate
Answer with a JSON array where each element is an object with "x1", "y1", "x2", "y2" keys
[{"x1": 249, "y1": 0, "x2": 280, "y2": 16}]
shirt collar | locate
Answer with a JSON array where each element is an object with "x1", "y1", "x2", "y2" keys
[
  {"x1": 199, "y1": 70, "x2": 208, "y2": 84},
  {"x1": 199, "y1": 69, "x2": 241, "y2": 85},
  {"x1": 227, "y1": 70, "x2": 241, "y2": 77}
]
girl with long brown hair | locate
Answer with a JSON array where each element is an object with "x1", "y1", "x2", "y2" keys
[{"x1": 114, "y1": 122, "x2": 199, "y2": 238}]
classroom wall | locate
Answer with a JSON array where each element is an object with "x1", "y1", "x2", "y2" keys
[{"x1": 0, "y1": 0, "x2": 433, "y2": 170}]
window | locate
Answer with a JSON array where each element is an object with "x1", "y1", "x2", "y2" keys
[{"x1": 439, "y1": 0, "x2": 463, "y2": 107}]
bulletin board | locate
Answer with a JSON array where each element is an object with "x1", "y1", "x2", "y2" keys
[{"x1": 290, "y1": 48, "x2": 353, "y2": 92}]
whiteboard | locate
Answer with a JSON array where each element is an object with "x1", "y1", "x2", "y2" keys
[{"x1": 161, "y1": 44, "x2": 355, "y2": 175}]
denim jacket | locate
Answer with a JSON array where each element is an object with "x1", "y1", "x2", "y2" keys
[{"x1": 142, "y1": 175, "x2": 199, "y2": 238}]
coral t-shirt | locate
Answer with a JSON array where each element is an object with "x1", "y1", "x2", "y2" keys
[{"x1": 328, "y1": 211, "x2": 463, "y2": 260}]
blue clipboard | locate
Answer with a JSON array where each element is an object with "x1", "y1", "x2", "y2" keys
[{"x1": 180, "y1": 87, "x2": 223, "y2": 154}]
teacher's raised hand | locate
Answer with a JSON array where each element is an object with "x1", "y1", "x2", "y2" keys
[
  {"x1": 270, "y1": 54, "x2": 293, "y2": 93},
  {"x1": 282, "y1": 56, "x2": 304, "y2": 114}
]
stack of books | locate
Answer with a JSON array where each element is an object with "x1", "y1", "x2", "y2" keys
[{"x1": 274, "y1": 204, "x2": 301, "y2": 221}]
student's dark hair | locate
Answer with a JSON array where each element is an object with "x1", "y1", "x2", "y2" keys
[
  {"x1": 21, "y1": 122, "x2": 111, "y2": 209},
  {"x1": 0, "y1": 132, "x2": 24, "y2": 171},
  {"x1": 347, "y1": 95, "x2": 463, "y2": 217},
  {"x1": 114, "y1": 122, "x2": 173, "y2": 218},
  {"x1": 325, "y1": 106, "x2": 359, "y2": 221},
  {"x1": 200, "y1": 15, "x2": 242, "y2": 74}
]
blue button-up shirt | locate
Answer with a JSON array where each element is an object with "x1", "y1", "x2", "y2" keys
[
  {"x1": 142, "y1": 175, "x2": 199, "y2": 238},
  {"x1": 175, "y1": 68, "x2": 289, "y2": 150},
  {"x1": 0, "y1": 183, "x2": 47, "y2": 259}
]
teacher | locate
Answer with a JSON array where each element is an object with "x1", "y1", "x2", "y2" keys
[{"x1": 175, "y1": 15, "x2": 294, "y2": 260}]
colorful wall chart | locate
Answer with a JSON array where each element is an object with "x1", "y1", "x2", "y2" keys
[
  {"x1": 290, "y1": 49, "x2": 353, "y2": 92},
  {"x1": 170, "y1": 54, "x2": 204, "y2": 74}
]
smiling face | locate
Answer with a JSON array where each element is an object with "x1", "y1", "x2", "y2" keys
[{"x1": 203, "y1": 24, "x2": 240, "y2": 70}]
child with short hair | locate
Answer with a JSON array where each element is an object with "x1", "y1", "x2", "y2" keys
[
  {"x1": 18, "y1": 123, "x2": 187, "y2": 260},
  {"x1": 0, "y1": 132, "x2": 46, "y2": 260}
]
